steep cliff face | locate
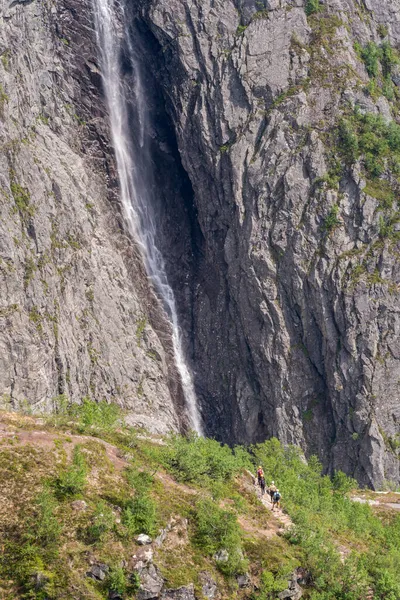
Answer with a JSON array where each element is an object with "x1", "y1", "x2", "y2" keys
[
  {"x1": 139, "y1": 0, "x2": 400, "y2": 486},
  {"x1": 0, "y1": 0, "x2": 189, "y2": 433},
  {"x1": 2, "y1": 0, "x2": 400, "y2": 488}
]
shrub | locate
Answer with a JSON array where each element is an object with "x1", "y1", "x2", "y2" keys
[
  {"x1": 332, "y1": 470, "x2": 356, "y2": 493},
  {"x1": 123, "y1": 493, "x2": 157, "y2": 536},
  {"x1": 33, "y1": 488, "x2": 61, "y2": 546},
  {"x1": 108, "y1": 566, "x2": 127, "y2": 595},
  {"x1": 163, "y1": 433, "x2": 250, "y2": 484},
  {"x1": 123, "y1": 469, "x2": 157, "y2": 536},
  {"x1": 323, "y1": 204, "x2": 340, "y2": 233},
  {"x1": 305, "y1": 0, "x2": 322, "y2": 16},
  {"x1": 85, "y1": 500, "x2": 115, "y2": 543},
  {"x1": 361, "y1": 42, "x2": 381, "y2": 78},
  {"x1": 193, "y1": 498, "x2": 247, "y2": 575},
  {"x1": 380, "y1": 40, "x2": 398, "y2": 77},
  {"x1": 338, "y1": 119, "x2": 359, "y2": 163},
  {"x1": 70, "y1": 397, "x2": 121, "y2": 432},
  {"x1": 54, "y1": 445, "x2": 87, "y2": 498}
]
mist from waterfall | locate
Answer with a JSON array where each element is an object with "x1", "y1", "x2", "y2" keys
[{"x1": 92, "y1": 0, "x2": 203, "y2": 434}]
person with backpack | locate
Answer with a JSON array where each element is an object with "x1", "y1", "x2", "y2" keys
[
  {"x1": 257, "y1": 466, "x2": 264, "y2": 486},
  {"x1": 269, "y1": 481, "x2": 277, "y2": 502},
  {"x1": 260, "y1": 476, "x2": 266, "y2": 496},
  {"x1": 272, "y1": 489, "x2": 281, "y2": 511}
]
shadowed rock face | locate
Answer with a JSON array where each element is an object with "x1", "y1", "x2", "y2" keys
[
  {"x1": 134, "y1": 0, "x2": 400, "y2": 487},
  {"x1": 2, "y1": 0, "x2": 400, "y2": 487}
]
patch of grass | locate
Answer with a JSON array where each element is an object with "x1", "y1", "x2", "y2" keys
[
  {"x1": 323, "y1": 204, "x2": 341, "y2": 233},
  {"x1": 0, "y1": 303, "x2": 18, "y2": 318},
  {"x1": 53, "y1": 445, "x2": 87, "y2": 498},
  {"x1": 193, "y1": 497, "x2": 248, "y2": 576},
  {"x1": 337, "y1": 110, "x2": 400, "y2": 180},
  {"x1": 236, "y1": 24, "x2": 247, "y2": 35},
  {"x1": 29, "y1": 306, "x2": 44, "y2": 334},
  {"x1": 136, "y1": 316, "x2": 147, "y2": 346},
  {"x1": 305, "y1": 0, "x2": 322, "y2": 17},
  {"x1": 1, "y1": 50, "x2": 10, "y2": 70},
  {"x1": 0, "y1": 83, "x2": 9, "y2": 117},
  {"x1": 364, "y1": 179, "x2": 395, "y2": 209},
  {"x1": 85, "y1": 500, "x2": 115, "y2": 543},
  {"x1": 24, "y1": 256, "x2": 37, "y2": 288},
  {"x1": 9, "y1": 169, "x2": 35, "y2": 221}
]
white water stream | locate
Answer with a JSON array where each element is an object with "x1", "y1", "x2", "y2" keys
[{"x1": 92, "y1": 0, "x2": 203, "y2": 434}]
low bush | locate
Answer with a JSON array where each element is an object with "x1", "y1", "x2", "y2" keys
[
  {"x1": 85, "y1": 500, "x2": 115, "y2": 543},
  {"x1": 162, "y1": 432, "x2": 251, "y2": 484},
  {"x1": 53, "y1": 445, "x2": 87, "y2": 498},
  {"x1": 193, "y1": 498, "x2": 247, "y2": 576},
  {"x1": 305, "y1": 0, "x2": 322, "y2": 16},
  {"x1": 123, "y1": 469, "x2": 157, "y2": 536}
]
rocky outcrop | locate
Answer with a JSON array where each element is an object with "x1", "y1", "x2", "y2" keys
[
  {"x1": 0, "y1": 0, "x2": 187, "y2": 433},
  {"x1": 138, "y1": 0, "x2": 400, "y2": 486}
]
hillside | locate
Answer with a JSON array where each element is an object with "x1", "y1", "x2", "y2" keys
[{"x1": 1, "y1": 402, "x2": 400, "y2": 600}]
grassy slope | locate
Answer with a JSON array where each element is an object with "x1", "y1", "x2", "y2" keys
[{"x1": 1, "y1": 405, "x2": 400, "y2": 600}]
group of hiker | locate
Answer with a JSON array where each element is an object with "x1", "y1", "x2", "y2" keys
[{"x1": 256, "y1": 466, "x2": 281, "y2": 511}]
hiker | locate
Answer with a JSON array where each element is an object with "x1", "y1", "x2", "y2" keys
[
  {"x1": 269, "y1": 481, "x2": 277, "y2": 502},
  {"x1": 272, "y1": 489, "x2": 281, "y2": 511},
  {"x1": 257, "y1": 465, "x2": 264, "y2": 486},
  {"x1": 260, "y1": 476, "x2": 266, "y2": 496}
]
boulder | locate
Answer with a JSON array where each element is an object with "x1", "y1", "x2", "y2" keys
[
  {"x1": 213, "y1": 549, "x2": 229, "y2": 563},
  {"x1": 199, "y1": 572, "x2": 217, "y2": 599},
  {"x1": 161, "y1": 584, "x2": 196, "y2": 599},
  {"x1": 137, "y1": 564, "x2": 164, "y2": 600},
  {"x1": 86, "y1": 563, "x2": 109, "y2": 581},
  {"x1": 278, "y1": 570, "x2": 304, "y2": 600},
  {"x1": 130, "y1": 546, "x2": 154, "y2": 570},
  {"x1": 237, "y1": 574, "x2": 251, "y2": 588},
  {"x1": 71, "y1": 500, "x2": 88, "y2": 511},
  {"x1": 136, "y1": 534, "x2": 153, "y2": 545}
]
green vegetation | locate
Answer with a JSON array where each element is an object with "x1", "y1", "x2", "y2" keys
[
  {"x1": 323, "y1": 204, "x2": 341, "y2": 233},
  {"x1": 2, "y1": 401, "x2": 400, "y2": 599},
  {"x1": 9, "y1": 169, "x2": 35, "y2": 222},
  {"x1": 136, "y1": 316, "x2": 147, "y2": 346},
  {"x1": 0, "y1": 83, "x2": 9, "y2": 117},
  {"x1": 338, "y1": 110, "x2": 400, "y2": 178},
  {"x1": 54, "y1": 445, "x2": 87, "y2": 498},
  {"x1": 1, "y1": 50, "x2": 10, "y2": 70},
  {"x1": 24, "y1": 256, "x2": 37, "y2": 288},
  {"x1": 236, "y1": 24, "x2": 247, "y2": 35},
  {"x1": 305, "y1": 0, "x2": 322, "y2": 17},
  {"x1": 354, "y1": 40, "x2": 399, "y2": 100}
]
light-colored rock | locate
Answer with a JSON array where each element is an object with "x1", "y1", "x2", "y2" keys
[
  {"x1": 136, "y1": 534, "x2": 153, "y2": 545},
  {"x1": 71, "y1": 500, "x2": 88, "y2": 511},
  {"x1": 136, "y1": 564, "x2": 164, "y2": 600},
  {"x1": 0, "y1": 0, "x2": 186, "y2": 435}
]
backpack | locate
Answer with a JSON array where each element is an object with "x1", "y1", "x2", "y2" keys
[{"x1": 273, "y1": 492, "x2": 281, "y2": 502}]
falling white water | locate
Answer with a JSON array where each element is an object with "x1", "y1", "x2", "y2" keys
[{"x1": 92, "y1": 0, "x2": 203, "y2": 434}]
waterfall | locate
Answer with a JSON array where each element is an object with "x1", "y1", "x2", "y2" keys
[{"x1": 92, "y1": 0, "x2": 203, "y2": 434}]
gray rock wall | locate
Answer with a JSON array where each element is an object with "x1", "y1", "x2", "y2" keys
[
  {"x1": 0, "y1": 0, "x2": 186, "y2": 434},
  {"x1": 140, "y1": 0, "x2": 400, "y2": 486},
  {"x1": 2, "y1": 0, "x2": 400, "y2": 487}
]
